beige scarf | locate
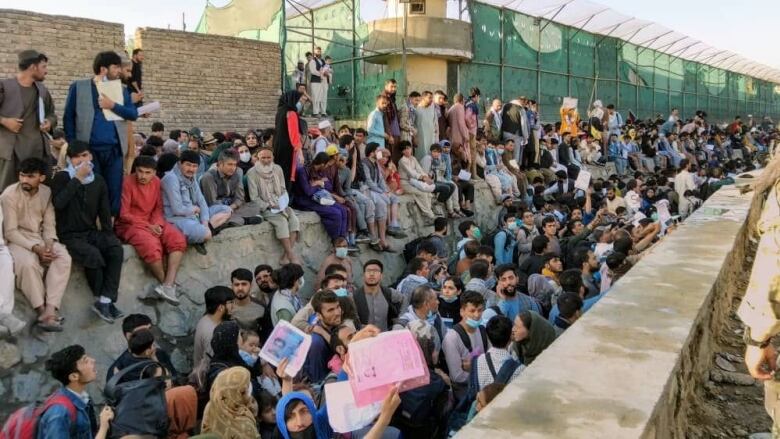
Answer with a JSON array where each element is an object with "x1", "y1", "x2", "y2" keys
[{"x1": 254, "y1": 163, "x2": 286, "y2": 207}]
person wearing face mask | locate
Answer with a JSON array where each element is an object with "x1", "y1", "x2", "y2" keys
[
  {"x1": 292, "y1": 269, "x2": 360, "y2": 332},
  {"x1": 456, "y1": 220, "x2": 482, "y2": 260},
  {"x1": 438, "y1": 276, "x2": 464, "y2": 329},
  {"x1": 442, "y1": 291, "x2": 487, "y2": 401},
  {"x1": 315, "y1": 237, "x2": 353, "y2": 287},
  {"x1": 236, "y1": 143, "x2": 254, "y2": 174}
]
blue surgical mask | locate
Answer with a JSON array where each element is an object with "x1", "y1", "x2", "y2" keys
[
  {"x1": 508, "y1": 222, "x2": 518, "y2": 232},
  {"x1": 465, "y1": 318, "x2": 481, "y2": 329},
  {"x1": 335, "y1": 247, "x2": 349, "y2": 258},
  {"x1": 334, "y1": 287, "x2": 348, "y2": 298},
  {"x1": 298, "y1": 277, "x2": 305, "y2": 289},
  {"x1": 496, "y1": 149, "x2": 505, "y2": 155},
  {"x1": 239, "y1": 350, "x2": 258, "y2": 367},
  {"x1": 426, "y1": 311, "x2": 436, "y2": 324},
  {"x1": 441, "y1": 295, "x2": 458, "y2": 303}
]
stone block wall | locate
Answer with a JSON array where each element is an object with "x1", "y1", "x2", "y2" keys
[
  {"x1": 0, "y1": 9, "x2": 281, "y2": 136},
  {"x1": 0, "y1": 9, "x2": 125, "y2": 119},
  {"x1": 133, "y1": 28, "x2": 281, "y2": 134},
  {"x1": 0, "y1": 182, "x2": 503, "y2": 417}
]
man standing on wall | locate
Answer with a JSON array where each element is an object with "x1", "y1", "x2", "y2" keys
[
  {"x1": 381, "y1": 79, "x2": 401, "y2": 164},
  {"x1": 64, "y1": 51, "x2": 139, "y2": 216},
  {"x1": 0, "y1": 50, "x2": 57, "y2": 191},
  {"x1": 308, "y1": 47, "x2": 327, "y2": 117},
  {"x1": 130, "y1": 49, "x2": 144, "y2": 105}
]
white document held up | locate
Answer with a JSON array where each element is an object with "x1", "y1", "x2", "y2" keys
[
  {"x1": 95, "y1": 79, "x2": 125, "y2": 121},
  {"x1": 271, "y1": 192, "x2": 290, "y2": 214},
  {"x1": 38, "y1": 97, "x2": 45, "y2": 124},
  {"x1": 325, "y1": 381, "x2": 383, "y2": 433},
  {"x1": 574, "y1": 169, "x2": 591, "y2": 191},
  {"x1": 258, "y1": 320, "x2": 311, "y2": 377},
  {"x1": 137, "y1": 101, "x2": 161, "y2": 116},
  {"x1": 457, "y1": 169, "x2": 471, "y2": 181},
  {"x1": 562, "y1": 97, "x2": 578, "y2": 110}
]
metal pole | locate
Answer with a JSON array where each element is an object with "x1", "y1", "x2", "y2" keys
[
  {"x1": 536, "y1": 19, "x2": 541, "y2": 106},
  {"x1": 402, "y1": 2, "x2": 408, "y2": 94},
  {"x1": 351, "y1": 0, "x2": 357, "y2": 118},
  {"x1": 500, "y1": 7, "x2": 504, "y2": 101}
]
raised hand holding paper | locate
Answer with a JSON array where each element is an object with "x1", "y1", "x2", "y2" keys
[
  {"x1": 574, "y1": 169, "x2": 591, "y2": 191},
  {"x1": 259, "y1": 320, "x2": 311, "y2": 377},
  {"x1": 325, "y1": 381, "x2": 383, "y2": 433},
  {"x1": 346, "y1": 330, "x2": 429, "y2": 406}
]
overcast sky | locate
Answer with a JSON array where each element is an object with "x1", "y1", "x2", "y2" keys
[{"x1": 3, "y1": 0, "x2": 778, "y2": 71}]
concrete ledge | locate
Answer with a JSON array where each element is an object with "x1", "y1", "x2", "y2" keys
[
  {"x1": 0, "y1": 182, "x2": 501, "y2": 414},
  {"x1": 457, "y1": 182, "x2": 755, "y2": 439}
]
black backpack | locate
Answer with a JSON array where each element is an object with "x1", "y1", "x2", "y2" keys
[
  {"x1": 104, "y1": 360, "x2": 169, "y2": 439},
  {"x1": 452, "y1": 324, "x2": 488, "y2": 355},
  {"x1": 402, "y1": 234, "x2": 433, "y2": 263}
]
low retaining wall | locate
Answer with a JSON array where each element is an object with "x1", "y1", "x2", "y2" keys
[
  {"x1": 0, "y1": 182, "x2": 501, "y2": 416},
  {"x1": 457, "y1": 182, "x2": 755, "y2": 438}
]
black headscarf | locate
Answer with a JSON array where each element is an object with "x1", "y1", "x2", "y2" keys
[
  {"x1": 209, "y1": 321, "x2": 244, "y2": 367},
  {"x1": 273, "y1": 90, "x2": 305, "y2": 193}
]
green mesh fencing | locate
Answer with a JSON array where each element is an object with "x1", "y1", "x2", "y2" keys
[{"x1": 462, "y1": 1, "x2": 780, "y2": 123}]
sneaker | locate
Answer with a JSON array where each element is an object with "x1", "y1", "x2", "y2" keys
[
  {"x1": 36, "y1": 318, "x2": 63, "y2": 332},
  {"x1": 347, "y1": 245, "x2": 360, "y2": 255},
  {"x1": 0, "y1": 313, "x2": 26, "y2": 336},
  {"x1": 461, "y1": 209, "x2": 474, "y2": 217},
  {"x1": 155, "y1": 285, "x2": 180, "y2": 306},
  {"x1": 91, "y1": 301, "x2": 115, "y2": 323},
  {"x1": 386, "y1": 227, "x2": 408, "y2": 239},
  {"x1": 193, "y1": 243, "x2": 208, "y2": 255},
  {"x1": 108, "y1": 303, "x2": 125, "y2": 320},
  {"x1": 355, "y1": 232, "x2": 372, "y2": 244}
]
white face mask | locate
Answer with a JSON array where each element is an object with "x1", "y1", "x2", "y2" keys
[{"x1": 239, "y1": 152, "x2": 251, "y2": 163}]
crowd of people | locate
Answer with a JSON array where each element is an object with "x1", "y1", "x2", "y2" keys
[{"x1": 0, "y1": 46, "x2": 777, "y2": 438}]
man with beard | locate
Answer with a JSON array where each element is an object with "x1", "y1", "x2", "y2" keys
[
  {"x1": 482, "y1": 264, "x2": 540, "y2": 324},
  {"x1": 193, "y1": 286, "x2": 235, "y2": 368},
  {"x1": 1, "y1": 157, "x2": 71, "y2": 332},
  {"x1": 302, "y1": 290, "x2": 343, "y2": 383},
  {"x1": 0, "y1": 50, "x2": 57, "y2": 191},
  {"x1": 353, "y1": 259, "x2": 404, "y2": 331},
  {"x1": 381, "y1": 79, "x2": 401, "y2": 163},
  {"x1": 64, "y1": 51, "x2": 138, "y2": 215},
  {"x1": 230, "y1": 268, "x2": 266, "y2": 334},
  {"x1": 254, "y1": 264, "x2": 277, "y2": 342}
]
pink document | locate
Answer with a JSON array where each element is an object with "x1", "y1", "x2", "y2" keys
[{"x1": 347, "y1": 330, "x2": 429, "y2": 406}]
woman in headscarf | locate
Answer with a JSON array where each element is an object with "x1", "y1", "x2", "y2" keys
[
  {"x1": 511, "y1": 310, "x2": 557, "y2": 366},
  {"x1": 205, "y1": 321, "x2": 258, "y2": 404},
  {"x1": 291, "y1": 151, "x2": 349, "y2": 240},
  {"x1": 274, "y1": 90, "x2": 307, "y2": 194},
  {"x1": 165, "y1": 384, "x2": 198, "y2": 439},
  {"x1": 201, "y1": 367, "x2": 261, "y2": 439}
]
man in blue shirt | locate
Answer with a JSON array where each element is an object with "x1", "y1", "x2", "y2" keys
[
  {"x1": 302, "y1": 290, "x2": 343, "y2": 384},
  {"x1": 64, "y1": 51, "x2": 138, "y2": 215},
  {"x1": 37, "y1": 345, "x2": 104, "y2": 439}
]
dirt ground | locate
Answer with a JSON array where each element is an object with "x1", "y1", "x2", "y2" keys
[{"x1": 687, "y1": 244, "x2": 773, "y2": 439}]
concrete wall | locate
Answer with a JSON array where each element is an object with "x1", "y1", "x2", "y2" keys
[
  {"x1": 133, "y1": 28, "x2": 281, "y2": 134},
  {"x1": 0, "y1": 182, "x2": 502, "y2": 417},
  {"x1": 0, "y1": 9, "x2": 281, "y2": 136},
  {"x1": 457, "y1": 183, "x2": 755, "y2": 438},
  {"x1": 0, "y1": 9, "x2": 125, "y2": 119}
]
